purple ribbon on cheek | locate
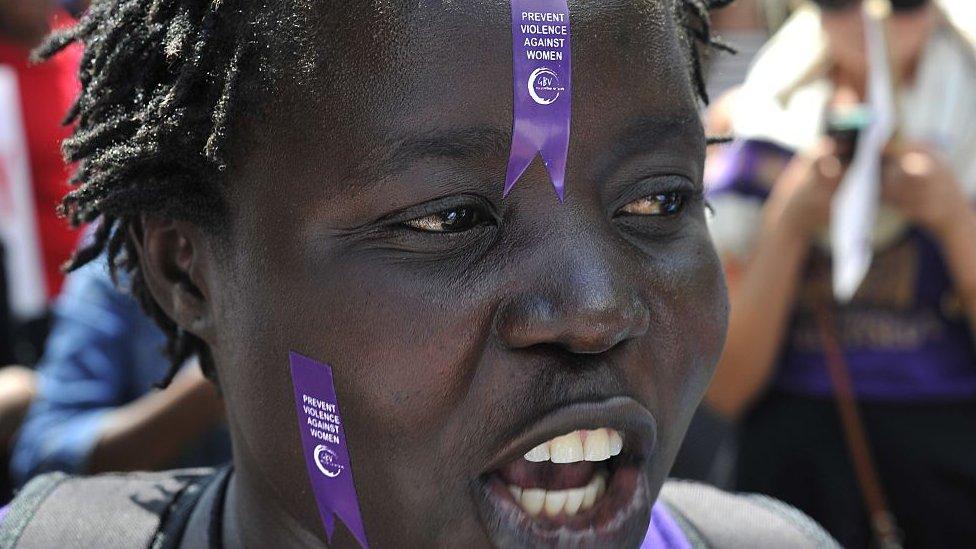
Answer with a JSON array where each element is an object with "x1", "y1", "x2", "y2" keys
[
  {"x1": 289, "y1": 351, "x2": 369, "y2": 548},
  {"x1": 505, "y1": 0, "x2": 573, "y2": 201}
]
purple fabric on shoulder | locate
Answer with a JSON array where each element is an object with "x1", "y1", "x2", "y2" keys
[
  {"x1": 641, "y1": 503, "x2": 690, "y2": 549},
  {"x1": 706, "y1": 139, "x2": 793, "y2": 201}
]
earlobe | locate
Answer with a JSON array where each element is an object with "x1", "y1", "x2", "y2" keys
[{"x1": 134, "y1": 215, "x2": 216, "y2": 345}]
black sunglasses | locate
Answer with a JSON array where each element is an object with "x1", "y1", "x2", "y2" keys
[{"x1": 813, "y1": 0, "x2": 928, "y2": 12}]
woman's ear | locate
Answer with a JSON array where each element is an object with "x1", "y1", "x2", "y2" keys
[{"x1": 133, "y1": 215, "x2": 216, "y2": 345}]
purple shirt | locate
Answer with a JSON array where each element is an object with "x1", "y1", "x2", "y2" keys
[
  {"x1": 709, "y1": 139, "x2": 976, "y2": 402},
  {"x1": 642, "y1": 504, "x2": 690, "y2": 548}
]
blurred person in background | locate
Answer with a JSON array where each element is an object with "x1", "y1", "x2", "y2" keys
[
  {"x1": 0, "y1": 0, "x2": 81, "y2": 365},
  {"x1": 705, "y1": 0, "x2": 805, "y2": 101},
  {"x1": 704, "y1": 0, "x2": 976, "y2": 546},
  {"x1": 673, "y1": 0, "x2": 806, "y2": 488},
  {"x1": 704, "y1": 0, "x2": 805, "y2": 140},
  {"x1": 10, "y1": 247, "x2": 231, "y2": 492}
]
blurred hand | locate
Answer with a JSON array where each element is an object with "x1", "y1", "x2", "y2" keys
[
  {"x1": 90, "y1": 359, "x2": 225, "y2": 473},
  {"x1": 882, "y1": 142, "x2": 972, "y2": 241},
  {"x1": 0, "y1": 366, "x2": 36, "y2": 451},
  {"x1": 766, "y1": 139, "x2": 844, "y2": 241}
]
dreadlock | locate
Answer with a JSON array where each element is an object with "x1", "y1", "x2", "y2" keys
[
  {"x1": 40, "y1": 0, "x2": 736, "y2": 387},
  {"x1": 680, "y1": 0, "x2": 737, "y2": 103}
]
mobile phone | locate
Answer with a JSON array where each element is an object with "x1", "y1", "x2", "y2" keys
[{"x1": 825, "y1": 105, "x2": 872, "y2": 162}]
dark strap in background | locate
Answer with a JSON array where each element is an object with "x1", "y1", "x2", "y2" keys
[{"x1": 814, "y1": 302, "x2": 904, "y2": 549}]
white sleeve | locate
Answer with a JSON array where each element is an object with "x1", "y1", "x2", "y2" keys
[{"x1": 707, "y1": 194, "x2": 764, "y2": 262}]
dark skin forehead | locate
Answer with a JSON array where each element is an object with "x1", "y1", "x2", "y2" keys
[
  {"x1": 205, "y1": 1, "x2": 722, "y2": 547},
  {"x1": 236, "y1": 0, "x2": 702, "y2": 217}
]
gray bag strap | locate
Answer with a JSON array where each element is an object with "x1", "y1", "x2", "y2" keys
[
  {"x1": 0, "y1": 472, "x2": 67, "y2": 548},
  {"x1": 0, "y1": 468, "x2": 218, "y2": 549},
  {"x1": 660, "y1": 480, "x2": 841, "y2": 549}
]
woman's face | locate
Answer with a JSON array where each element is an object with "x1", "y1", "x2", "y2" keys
[
  {"x1": 200, "y1": 2, "x2": 727, "y2": 547},
  {"x1": 820, "y1": 1, "x2": 936, "y2": 79}
]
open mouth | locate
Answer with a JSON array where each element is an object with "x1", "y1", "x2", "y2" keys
[
  {"x1": 476, "y1": 399, "x2": 655, "y2": 548},
  {"x1": 501, "y1": 428, "x2": 625, "y2": 519}
]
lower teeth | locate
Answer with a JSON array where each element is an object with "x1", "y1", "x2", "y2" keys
[{"x1": 508, "y1": 472, "x2": 608, "y2": 519}]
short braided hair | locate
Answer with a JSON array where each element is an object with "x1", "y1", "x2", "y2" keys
[{"x1": 41, "y1": 0, "x2": 735, "y2": 386}]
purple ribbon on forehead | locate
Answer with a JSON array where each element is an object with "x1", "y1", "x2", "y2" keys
[
  {"x1": 505, "y1": 0, "x2": 573, "y2": 200},
  {"x1": 289, "y1": 352, "x2": 369, "y2": 548}
]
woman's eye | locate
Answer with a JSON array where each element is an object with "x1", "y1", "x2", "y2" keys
[
  {"x1": 403, "y1": 206, "x2": 487, "y2": 233},
  {"x1": 618, "y1": 192, "x2": 686, "y2": 217}
]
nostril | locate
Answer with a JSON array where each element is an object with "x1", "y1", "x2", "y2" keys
[
  {"x1": 560, "y1": 305, "x2": 648, "y2": 355},
  {"x1": 493, "y1": 294, "x2": 557, "y2": 349},
  {"x1": 560, "y1": 323, "x2": 632, "y2": 355},
  {"x1": 494, "y1": 293, "x2": 650, "y2": 354}
]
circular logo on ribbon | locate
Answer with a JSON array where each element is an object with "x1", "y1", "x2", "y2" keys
[
  {"x1": 314, "y1": 444, "x2": 343, "y2": 478},
  {"x1": 528, "y1": 67, "x2": 563, "y2": 105}
]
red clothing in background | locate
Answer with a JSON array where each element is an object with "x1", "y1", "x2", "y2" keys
[{"x1": 0, "y1": 13, "x2": 80, "y2": 300}]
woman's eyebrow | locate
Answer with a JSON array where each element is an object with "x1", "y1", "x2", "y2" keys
[
  {"x1": 377, "y1": 125, "x2": 511, "y2": 176},
  {"x1": 611, "y1": 113, "x2": 702, "y2": 161},
  {"x1": 596, "y1": 112, "x2": 705, "y2": 183}
]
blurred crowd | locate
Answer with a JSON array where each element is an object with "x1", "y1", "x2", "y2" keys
[
  {"x1": 0, "y1": 0, "x2": 230, "y2": 504},
  {"x1": 690, "y1": 1, "x2": 976, "y2": 547},
  {"x1": 0, "y1": 1, "x2": 974, "y2": 547}
]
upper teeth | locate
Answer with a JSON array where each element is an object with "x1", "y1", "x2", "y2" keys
[{"x1": 524, "y1": 428, "x2": 624, "y2": 464}]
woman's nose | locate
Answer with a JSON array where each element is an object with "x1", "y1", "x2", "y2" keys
[{"x1": 493, "y1": 248, "x2": 650, "y2": 355}]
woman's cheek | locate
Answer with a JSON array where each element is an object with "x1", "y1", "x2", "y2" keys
[{"x1": 658, "y1": 233, "x2": 728, "y2": 393}]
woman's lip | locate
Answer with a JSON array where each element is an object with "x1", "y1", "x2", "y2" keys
[{"x1": 482, "y1": 396, "x2": 657, "y2": 474}]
